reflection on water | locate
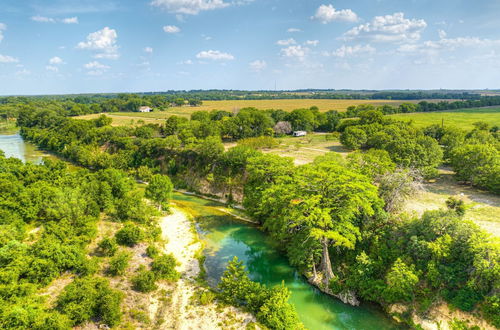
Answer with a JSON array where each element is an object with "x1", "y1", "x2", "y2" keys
[
  {"x1": 173, "y1": 193, "x2": 404, "y2": 330},
  {"x1": 0, "y1": 133, "x2": 49, "y2": 163}
]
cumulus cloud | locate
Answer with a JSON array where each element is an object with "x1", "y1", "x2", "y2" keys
[
  {"x1": 249, "y1": 60, "x2": 266, "y2": 71},
  {"x1": 438, "y1": 29, "x2": 447, "y2": 39},
  {"x1": 77, "y1": 27, "x2": 119, "y2": 59},
  {"x1": 196, "y1": 50, "x2": 234, "y2": 60},
  {"x1": 330, "y1": 44, "x2": 375, "y2": 57},
  {"x1": 31, "y1": 15, "x2": 56, "y2": 23},
  {"x1": 151, "y1": 0, "x2": 230, "y2": 15},
  {"x1": 163, "y1": 25, "x2": 181, "y2": 33},
  {"x1": 0, "y1": 23, "x2": 6, "y2": 43},
  {"x1": 276, "y1": 38, "x2": 296, "y2": 46},
  {"x1": 312, "y1": 4, "x2": 358, "y2": 24},
  {"x1": 305, "y1": 40, "x2": 319, "y2": 46},
  {"x1": 280, "y1": 45, "x2": 309, "y2": 60},
  {"x1": 49, "y1": 56, "x2": 64, "y2": 65},
  {"x1": 287, "y1": 28, "x2": 301, "y2": 33},
  {"x1": 144, "y1": 47, "x2": 154, "y2": 53},
  {"x1": 0, "y1": 54, "x2": 19, "y2": 63},
  {"x1": 62, "y1": 17, "x2": 79, "y2": 24},
  {"x1": 344, "y1": 12, "x2": 427, "y2": 43}
]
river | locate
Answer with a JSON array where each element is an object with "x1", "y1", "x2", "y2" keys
[{"x1": 0, "y1": 132, "x2": 403, "y2": 330}]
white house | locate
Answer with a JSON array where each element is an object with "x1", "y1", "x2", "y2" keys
[
  {"x1": 293, "y1": 131, "x2": 307, "y2": 137},
  {"x1": 138, "y1": 106, "x2": 152, "y2": 113}
]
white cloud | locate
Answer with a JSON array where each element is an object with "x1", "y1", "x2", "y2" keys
[
  {"x1": 344, "y1": 12, "x2": 427, "y2": 43},
  {"x1": 249, "y1": 60, "x2": 266, "y2": 72},
  {"x1": 151, "y1": 0, "x2": 230, "y2": 15},
  {"x1": 49, "y1": 56, "x2": 64, "y2": 65},
  {"x1": 181, "y1": 59, "x2": 193, "y2": 65},
  {"x1": 31, "y1": 15, "x2": 56, "y2": 23},
  {"x1": 276, "y1": 38, "x2": 296, "y2": 46},
  {"x1": 305, "y1": 40, "x2": 319, "y2": 46},
  {"x1": 45, "y1": 65, "x2": 59, "y2": 72},
  {"x1": 0, "y1": 54, "x2": 19, "y2": 63},
  {"x1": 312, "y1": 4, "x2": 358, "y2": 24},
  {"x1": 144, "y1": 47, "x2": 154, "y2": 53},
  {"x1": 31, "y1": 15, "x2": 78, "y2": 24},
  {"x1": 77, "y1": 27, "x2": 119, "y2": 59},
  {"x1": 398, "y1": 36, "x2": 500, "y2": 55},
  {"x1": 196, "y1": 50, "x2": 234, "y2": 61},
  {"x1": 287, "y1": 28, "x2": 301, "y2": 33},
  {"x1": 438, "y1": 29, "x2": 447, "y2": 39},
  {"x1": 281, "y1": 45, "x2": 309, "y2": 60},
  {"x1": 0, "y1": 23, "x2": 6, "y2": 43},
  {"x1": 163, "y1": 25, "x2": 181, "y2": 34},
  {"x1": 330, "y1": 44, "x2": 375, "y2": 57},
  {"x1": 62, "y1": 17, "x2": 79, "y2": 24},
  {"x1": 84, "y1": 61, "x2": 110, "y2": 70},
  {"x1": 84, "y1": 61, "x2": 110, "y2": 76}
]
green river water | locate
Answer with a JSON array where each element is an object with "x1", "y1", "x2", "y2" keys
[{"x1": 0, "y1": 132, "x2": 403, "y2": 330}]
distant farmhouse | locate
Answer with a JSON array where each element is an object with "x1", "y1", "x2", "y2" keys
[
  {"x1": 138, "y1": 106, "x2": 152, "y2": 113},
  {"x1": 293, "y1": 130, "x2": 307, "y2": 137}
]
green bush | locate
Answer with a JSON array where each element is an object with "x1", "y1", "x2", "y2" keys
[
  {"x1": 131, "y1": 267, "x2": 157, "y2": 293},
  {"x1": 107, "y1": 252, "x2": 130, "y2": 276},
  {"x1": 115, "y1": 223, "x2": 143, "y2": 247},
  {"x1": 151, "y1": 254, "x2": 180, "y2": 281},
  {"x1": 56, "y1": 276, "x2": 123, "y2": 327},
  {"x1": 146, "y1": 245, "x2": 160, "y2": 258},
  {"x1": 97, "y1": 237, "x2": 118, "y2": 256}
]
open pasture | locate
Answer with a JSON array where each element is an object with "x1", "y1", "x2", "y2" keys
[{"x1": 388, "y1": 107, "x2": 500, "y2": 130}]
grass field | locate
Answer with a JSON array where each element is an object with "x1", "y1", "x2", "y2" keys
[
  {"x1": 405, "y1": 168, "x2": 500, "y2": 237},
  {"x1": 388, "y1": 107, "x2": 500, "y2": 130}
]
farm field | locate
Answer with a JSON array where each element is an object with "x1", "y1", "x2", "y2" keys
[
  {"x1": 388, "y1": 107, "x2": 500, "y2": 130},
  {"x1": 75, "y1": 98, "x2": 426, "y2": 124}
]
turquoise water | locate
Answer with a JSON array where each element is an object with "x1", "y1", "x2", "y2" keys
[{"x1": 173, "y1": 193, "x2": 403, "y2": 330}]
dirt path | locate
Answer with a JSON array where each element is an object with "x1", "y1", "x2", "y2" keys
[{"x1": 157, "y1": 208, "x2": 255, "y2": 329}]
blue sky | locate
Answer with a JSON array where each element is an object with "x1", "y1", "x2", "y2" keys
[{"x1": 1, "y1": 0, "x2": 500, "y2": 94}]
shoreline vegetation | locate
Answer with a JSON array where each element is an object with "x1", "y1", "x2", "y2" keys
[{"x1": 1, "y1": 93, "x2": 499, "y2": 329}]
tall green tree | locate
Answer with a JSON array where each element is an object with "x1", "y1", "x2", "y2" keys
[{"x1": 145, "y1": 174, "x2": 173, "y2": 210}]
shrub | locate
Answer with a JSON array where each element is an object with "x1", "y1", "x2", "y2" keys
[
  {"x1": 115, "y1": 223, "x2": 143, "y2": 247},
  {"x1": 151, "y1": 254, "x2": 180, "y2": 281},
  {"x1": 107, "y1": 252, "x2": 130, "y2": 276},
  {"x1": 56, "y1": 277, "x2": 123, "y2": 327},
  {"x1": 97, "y1": 237, "x2": 118, "y2": 257},
  {"x1": 132, "y1": 267, "x2": 157, "y2": 293},
  {"x1": 146, "y1": 245, "x2": 160, "y2": 258}
]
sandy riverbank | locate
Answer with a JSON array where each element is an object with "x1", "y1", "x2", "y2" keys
[{"x1": 156, "y1": 208, "x2": 256, "y2": 329}]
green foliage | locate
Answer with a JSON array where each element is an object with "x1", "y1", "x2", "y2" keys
[
  {"x1": 97, "y1": 237, "x2": 118, "y2": 257},
  {"x1": 107, "y1": 252, "x2": 131, "y2": 276},
  {"x1": 131, "y1": 267, "x2": 157, "y2": 293},
  {"x1": 146, "y1": 245, "x2": 160, "y2": 258},
  {"x1": 115, "y1": 223, "x2": 143, "y2": 247},
  {"x1": 56, "y1": 276, "x2": 123, "y2": 327},
  {"x1": 145, "y1": 174, "x2": 173, "y2": 210},
  {"x1": 383, "y1": 258, "x2": 419, "y2": 303},
  {"x1": 151, "y1": 254, "x2": 180, "y2": 281},
  {"x1": 446, "y1": 197, "x2": 466, "y2": 216},
  {"x1": 218, "y1": 257, "x2": 304, "y2": 330}
]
